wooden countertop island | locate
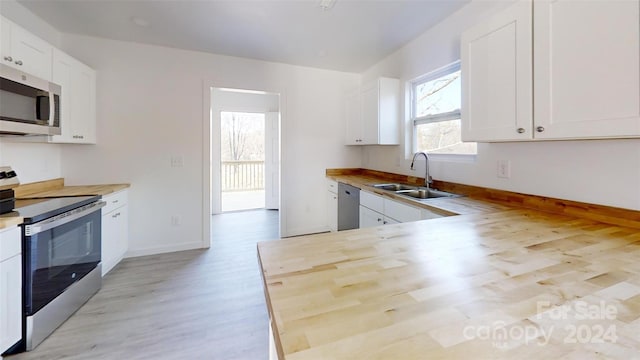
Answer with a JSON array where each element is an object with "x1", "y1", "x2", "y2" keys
[{"x1": 258, "y1": 178, "x2": 640, "y2": 358}]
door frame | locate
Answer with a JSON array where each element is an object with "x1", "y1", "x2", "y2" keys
[{"x1": 202, "y1": 82, "x2": 286, "y2": 248}]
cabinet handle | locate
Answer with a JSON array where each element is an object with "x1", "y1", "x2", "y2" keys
[
  {"x1": 3, "y1": 56, "x2": 12, "y2": 62},
  {"x1": 14, "y1": 60, "x2": 23, "y2": 66},
  {"x1": 377, "y1": 218, "x2": 382, "y2": 222},
  {"x1": 383, "y1": 221, "x2": 388, "y2": 225},
  {"x1": 113, "y1": 200, "x2": 119, "y2": 203},
  {"x1": 536, "y1": 126, "x2": 545, "y2": 133},
  {"x1": 517, "y1": 128, "x2": 525, "y2": 134},
  {"x1": 112, "y1": 212, "x2": 120, "y2": 218}
]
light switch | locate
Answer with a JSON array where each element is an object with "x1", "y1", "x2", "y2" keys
[{"x1": 171, "y1": 155, "x2": 183, "y2": 168}]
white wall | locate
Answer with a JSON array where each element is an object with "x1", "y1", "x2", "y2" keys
[
  {"x1": 59, "y1": 34, "x2": 361, "y2": 256},
  {"x1": 0, "y1": 3, "x2": 63, "y2": 184},
  {"x1": 360, "y1": 0, "x2": 640, "y2": 211}
]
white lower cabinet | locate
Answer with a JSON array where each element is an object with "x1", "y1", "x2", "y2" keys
[
  {"x1": 359, "y1": 191, "x2": 442, "y2": 228},
  {"x1": 327, "y1": 180, "x2": 338, "y2": 232},
  {"x1": 0, "y1": 226, "x2": 22, "y2": 354},
  {"x1": 359, "y1": 205, "x2": 385, "y2": 228},
  {"x1": 101, "y1": 190, "x2": 129, "y2": 276}
]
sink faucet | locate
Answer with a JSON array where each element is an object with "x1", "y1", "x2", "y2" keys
[{"x1": 411, "y1": 152, "x2": 432, "y2": 189}]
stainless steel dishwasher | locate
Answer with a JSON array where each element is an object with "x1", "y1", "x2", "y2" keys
[{"x1": 338, "y1": 183, "x2": 359, "y2": 230}]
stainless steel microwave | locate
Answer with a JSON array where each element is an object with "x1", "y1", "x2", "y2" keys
[{"x1": 0, "y1": 64, "x2": 61, "y2": 136}]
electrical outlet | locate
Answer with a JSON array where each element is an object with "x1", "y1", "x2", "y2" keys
[
  {"x1": 171, "y1": 215, "x2": 181, "y2": 226},
  {"x1": 497, "y1": 160, "x2": 511, "y2": 179}
]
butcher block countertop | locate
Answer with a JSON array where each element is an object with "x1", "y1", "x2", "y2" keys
[
  {"x1": 258, "y1": 169, "x2": 640, "y2": 359},
  {"x1": 0, "y1": 215, "x2": 23, "y2": 229},
  {"x1": 14, "y1": 178, "x2": 130, "y2": 199}
]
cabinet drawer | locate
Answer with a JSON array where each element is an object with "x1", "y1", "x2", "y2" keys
[
  {"x1": 360, "y1": 191, "x2": 384, "y2": 213},
  {"x1": 102, "y1": 189, "x2": 128, "y2": 214},
  {"x1": 327, "y1": 179, "x2": 338, "y2": 194},
  {"x1": 0, "y1": 226, "x2": 21, "y2": 262},
  {"x1": 421, "y1": 208, "x2": 444, "y2": 220},
  {"x1": 384, "y1": 198, "x2": 421, "y2": 223}
]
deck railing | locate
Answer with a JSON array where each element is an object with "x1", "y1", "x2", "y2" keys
[{"x1": 221, "y1": 161, "x2": 265, "y2": 192}]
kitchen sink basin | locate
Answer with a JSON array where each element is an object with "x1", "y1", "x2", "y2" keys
[
  {"x1": 396, "y1": 189, "x2": 460, "y2": 199},
  {"x1": 370, "y1": 183, "x2": 462, "y2": 200},
  {"x1": 372, "y1": 183, "x2": 416, "y2": 191}
]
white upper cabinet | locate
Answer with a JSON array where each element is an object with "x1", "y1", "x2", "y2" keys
[
  {"x1": 533, "y1": 0, "x2": 640, "y2": 139},
  {"x1": 345, "y1": 90, "x2": 361, "y2": 145},
  {"x1": 345, "y1": 77, "x2": 400, "y2": 145},
  {"x1": 461, "y1": 1, "x2": 532, "y2": 141},
  {"x1": 0, "y1": 16, "x2": 53, "y2": 81},
  {"x1": 50, "y1": 49, "x2": 97, "y2": 144},
  {"x1": 461, "y1": 0, "x2": 640, "y2": 142}
]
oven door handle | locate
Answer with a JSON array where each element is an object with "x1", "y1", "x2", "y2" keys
[{"x1": 25, "y1": 201, "x2": 106, "y2": 236}]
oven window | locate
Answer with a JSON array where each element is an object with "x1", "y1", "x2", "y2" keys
[
  {"x1": 49, "y1": 222, "x2": 94, "y2": 278},
  {"x1": 25, "y1": 209, "x2": 101, "y2": 314}
]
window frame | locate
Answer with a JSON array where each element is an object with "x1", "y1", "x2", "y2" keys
[{"x1": 410, "y1": 60, "x2": 475, "y2": 159}]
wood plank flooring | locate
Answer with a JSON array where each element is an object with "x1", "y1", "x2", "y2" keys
[{"x1": 8, "y1": 209, "x2": 279, "y2": 360}]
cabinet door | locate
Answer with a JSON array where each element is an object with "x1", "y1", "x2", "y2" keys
[
  {"x1": 327, "y1": 191, "x2": 338, "y2": 232},
  {"x1": 359, "y1": 205, "x2": 384, "y2": 228},
  {"x1": 461, "y1": 0, "x2": 532, "y2": 141},
  {"x1": 377, "y1": 78, "x2": 399, "y2": 145},
  {"x1": 51, "y1": 50, "x2": 75, "y2": 143},
  {"x1": 115, "y1": 205, "x2": 129, "y2": 261},
  {"x1": 0, "y1": 255, "x2": 22, "y2": 352},
  {"x1": 51, "y1": 50, "x2": 97, "y2": 144},
  {"x1": 0, "y1": 16, "x2": 10, "y2": 67},
  {"x1": 102, "y1": 205, "x2": 129, "y2": 276},
  {"x1": 101, "y1": 210, "x2": 117, "y2": 276},
  {"x1": 345, "y1": 90, "x2": 362, "y2": 145},
  {"x1": 360, "y1": 191, "x2": 384, "y2": 214},
  {"x1": 71, "y1": 63, "x2": 97, "y2": 143},
  {"x1": 360, "y1": 82, "x2": 379, "y2": 145},
  {"x1": 9, "y1": 23, "x2": 52, "y2": 81},
  {"x1": 534, "y1": 0, "x2": 640, "y2": 139}
]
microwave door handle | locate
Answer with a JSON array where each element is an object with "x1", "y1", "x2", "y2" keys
[
  {"x1": 49, "y1": 92, "x2": 55, "y2": 126},
  {"x1": 24, "y1": 201, "x2": 106, "y2": 236}
]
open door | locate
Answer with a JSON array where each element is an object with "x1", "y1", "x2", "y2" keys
[{"x1": 264, "y1": 112, "x2": 280, "y2": 210}]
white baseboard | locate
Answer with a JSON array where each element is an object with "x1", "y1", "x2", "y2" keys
[{"x1": 124, "y1": 240, "x2": 206, "y2": 258}]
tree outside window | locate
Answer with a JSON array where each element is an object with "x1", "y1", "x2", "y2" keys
[{"x1": 412, "y1": 62, "x2": 476, "y2": 155}]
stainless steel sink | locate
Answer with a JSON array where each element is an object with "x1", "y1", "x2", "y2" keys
[
  {"x1": 396, "y1": 188, "x2": 460, "y2": 199},
  {"x1": 370, "y1": 183, "x2": 462, "y2": 200},
  {"x1": 372, "y1": 183, "x2": 416, "y2": 191}
]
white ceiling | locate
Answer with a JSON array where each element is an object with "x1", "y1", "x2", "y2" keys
[{"x1": 17, "y1": 0, "x2": 469, "y2": 73}]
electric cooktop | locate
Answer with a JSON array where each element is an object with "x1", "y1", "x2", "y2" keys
[{"x1": 14, "y1": 196, "x2": 101, "y2": 223}]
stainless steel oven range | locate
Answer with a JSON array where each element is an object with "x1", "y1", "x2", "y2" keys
[{"x1": 14, "y1": 196, "x2": 105, "y2": 352}]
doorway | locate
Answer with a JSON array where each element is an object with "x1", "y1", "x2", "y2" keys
[
  {"x1": 220, "y1": 111, "x2": 266, "y2": 212},
  {"x1": 210, "y1": 88, "x2": 281, "y2": 216}
]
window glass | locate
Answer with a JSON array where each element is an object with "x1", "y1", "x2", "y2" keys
[{"x1": 412, "y1": 62, "x2": 476, "y2": 156}]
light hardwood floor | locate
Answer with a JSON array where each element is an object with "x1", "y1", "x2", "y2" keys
[{"x1": 8, "y1": 209, "x2": 279, "y2": 360}]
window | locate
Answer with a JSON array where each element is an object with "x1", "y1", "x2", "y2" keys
[{"x1": 411, "y1": 61, "x2": 476, "y2": 155}]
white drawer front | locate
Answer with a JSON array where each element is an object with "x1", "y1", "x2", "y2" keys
[
  {"x1": 102, "y1": 189, "x2": 128, "y2": 214},
  {"x1": 421, "y1": 208, "x2": 444, "y2": 220},
  {"x1": 327, "y1": 179, "x2": 338, "y2": 194},
  {"x1": 384, "y1": 198, "x2": 421, "y2": 223},
  {"x1": 0, "y1": 226, "x2": 21, "y2": 262},
  {"x1": 360, "y1": 191, "x2": 384, "y2": 213}
]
